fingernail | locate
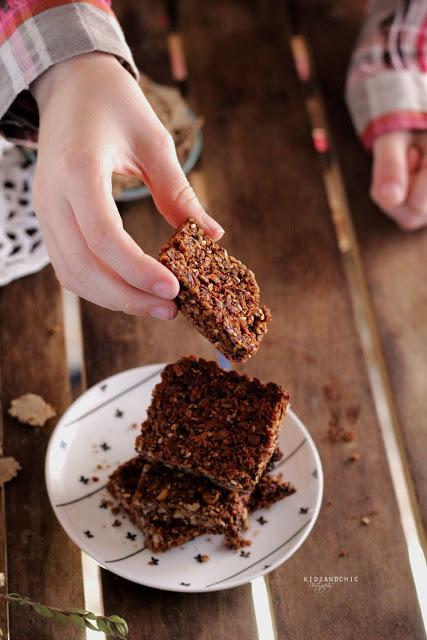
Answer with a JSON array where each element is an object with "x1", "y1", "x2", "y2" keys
[
  {"x1": 378, "y1": 182, "x2": 405, "y2": 204},
  {"x1": 206, "y1": 218, "x2": 225, "y2": 240},
  {"x1": 152, "y1": 281, "x2": 178, "y2": 299},
  {"x1": 150, "y1": 305, "x2": 174, "y2": 320}
]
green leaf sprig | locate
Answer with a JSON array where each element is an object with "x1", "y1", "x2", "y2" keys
[{"x1": 1, "y1": 593, "x2": 128, "y2": 638}]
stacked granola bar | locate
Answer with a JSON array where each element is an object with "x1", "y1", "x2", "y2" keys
[{"x1": 108, "y1": 357, "x2": 295, "y2": 552}]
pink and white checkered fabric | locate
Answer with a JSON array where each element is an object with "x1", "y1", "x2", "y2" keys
[
  {"x1": 346, "y1": 0, "x2": 427, "y2": 149},
  {"x1": 0, "y1": 0, "x2": 137, "y2": 144}
]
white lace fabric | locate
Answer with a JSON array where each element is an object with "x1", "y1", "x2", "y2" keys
[{"x1": 0, "y1": 142, "x2": 49, "y2": 287}]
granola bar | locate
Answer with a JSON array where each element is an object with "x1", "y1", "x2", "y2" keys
[
  {"x1": 131, "y1": 461, "x2": 248, "y2": 535},
  {"x1": 159, "y1": 219, "x2": 270, "y2": 363},
  {"x1": 142, "y1": 518, "x2": 212, "y2": 552},
  {"x1": 135, "y1": 357, "x2": 289, "y2": 491}
]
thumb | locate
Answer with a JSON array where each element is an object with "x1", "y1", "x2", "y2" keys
[
  {"x1": 143, "y1": 131, "x2": 224, "y2": 240},
  {"x1": 371, "y1": 132, "x2": 409, "y2": 209}
]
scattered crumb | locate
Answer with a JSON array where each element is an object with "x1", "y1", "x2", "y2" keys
[
  {"x1": 96, "y1": 464, "x2": 103, "y2": 470},
  {"x1": 348, "y1": 453, "x2": 360, "y2": 462},
  {"x1": 112, "y1": 519, "x2": 122, "y2": 527},
  {"x1": 130, "y1": 423, "x2": 138, "y2": 430},
  {"x1": 8, "y1": 393, "x2": 56, "y2": 427},
  {"x1": 92, "y1": 476, "x2": 99, "y2": 482},
  {"x1": 346, "y1": 406, "x2": 361, "y2": 424},
  {"x1": 323, "y1": 384, "x2": 341, "y2": 402},
  {"x1": 46, "y1": 324, "x2": 60, "y2": 336},
  {"x1": 342, "y1": 430, "x2": 356, "y2": 442},
  {"x1": 111, "y1": 506, "x2": 120, "y2": 516},
  {"x1": 339, "y1": 550, "x2": 349, "y2": 558},
  {"x1": 328, "y1": 424, "x2": 356, "y2": 444},
  {"x1": 326, "y1": 499, "x2": 334, "y2": 506},
  {"x1": 361, "y1": 517, "x2": 370, "y2": 526},
  {"x1": 0, "y1": 457, "x2": 21, "y2": 486},
  {"x1": 194, "y1": 553, "x2": 209, "y2": 563}
]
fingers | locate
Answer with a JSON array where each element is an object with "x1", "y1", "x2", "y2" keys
[
  {"x1": 371, "y1": 131, "x2": 409, "y2": 209},
  {"x1": 36, "y1": 201, "x2": 178, "y2": 318},
  {"x1": 65, "y1": 154, "x2": 180, "y2": 299},
  {"x1": 139, "y1": 130, "x2": 225, "y2": 240},
  {"x1": 400, "y1": 166, "x2": 427, "y2": 229}
]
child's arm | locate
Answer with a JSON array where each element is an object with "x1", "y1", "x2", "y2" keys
[
  {"x1": 346, "y1": 0, "x2": 427, "y2": 230},
  {"x1": 0, "y1": 1, "x2": 222, "y2": 317}
]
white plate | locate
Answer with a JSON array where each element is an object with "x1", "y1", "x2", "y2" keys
[{"x1": 46, "y1": 364, "x2": 323, "y2": 593}]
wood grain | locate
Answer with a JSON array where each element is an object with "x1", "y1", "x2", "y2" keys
[
  {"x1": 0, "y1": 267, "x2": 85, "y2": 639},
  {"x1": 179, "y1": 0, "x2": 424, "y2": 637},
  {"x1": 299, "y1": 0, "x2": 427, "y2": 533}
]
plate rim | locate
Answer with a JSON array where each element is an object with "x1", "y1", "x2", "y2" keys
[{"x1": 45, "y1": 363, "x2": 323, "y2": 593}]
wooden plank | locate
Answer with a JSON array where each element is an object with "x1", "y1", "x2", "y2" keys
[
  {"x1": 179, "y1": 0, "x2": 424, "y2": 637},
  {"x1": 80, "y1": 2, "x2": 258, "y2": 637},
  {"x1": 0, "y1": 267, "x2": 85, "y2": 639},
  {"x1": 299, "y1": 0, "x2": 427, "y2": 532}
]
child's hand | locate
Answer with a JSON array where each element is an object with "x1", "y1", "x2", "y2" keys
[
  {"x1": 371, "y1": 130, "x2": 427, "y2": 231},
  {"x1": 32, "y1": 52, "x2": 224, "y2": 318}
]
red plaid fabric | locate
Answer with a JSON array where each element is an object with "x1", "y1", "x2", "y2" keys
[{"x1": 0, "y1": 0, "x2": 137, "y2": 143}]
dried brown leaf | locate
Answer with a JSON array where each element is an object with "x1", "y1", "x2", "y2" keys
[
  {"x1": 0, "y1": 457, "x2": 21, "y2": 486},
  {"x1": 8, "y1": 393, "x2": 56, "y2": 427}
]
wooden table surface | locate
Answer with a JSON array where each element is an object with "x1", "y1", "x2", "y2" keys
[{"x1": 0, "y1": 1, "x2": 425, "y2": 638}]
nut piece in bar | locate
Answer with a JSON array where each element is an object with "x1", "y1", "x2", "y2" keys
[
  {"x1": 159, "y1": 219, "x2": 271, "y2": 363},
  {"x1": 135, "y1": 357, "x2": 289, "y2": 491}
]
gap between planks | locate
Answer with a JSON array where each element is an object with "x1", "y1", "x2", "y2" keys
[{"x1": 288, "y1": 31, "x2": 427, "y2": 629}]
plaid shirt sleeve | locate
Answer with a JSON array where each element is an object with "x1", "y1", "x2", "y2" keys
[
  {"x1": 346, "y1": 0, "x2": 427, "y2": 149},
  {"x1": 0, "y1": 0, "x2": 138, "y2": 144}
]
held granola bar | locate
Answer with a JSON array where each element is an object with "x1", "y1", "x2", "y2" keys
[
  {"x1": 135, "y1": 357, "x2": 289, "y2": 491},
  {"x1": 159, "y1": 219, "x2": 270, "y2": 363}
]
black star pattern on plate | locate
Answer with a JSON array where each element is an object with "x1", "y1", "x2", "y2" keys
[
  {"x1": 100, "y1": 383, "x2": 108, "y2": 391},
  {"x1": 180, "y1": 582, "x2": 190, "y2": 587},
  {"x1": 126, "y1": 532, "x2": 137, "y2": 541},
  {"x1": 79, "y1": 475, "x2": 89, "y2": 485},
  {"x1": 194, "y1": 554, "x2": 208, "y2": 563},
  {"x1": 257, "y1": 516, "x2": 267, "y2": 525},
  {"x1": 149, "y1": 557, "x2": 159, "y2": 566},
  {"x1": 84, "y1": 530, "x2": 94, "y2": 539},
  {"x1": 115, "y1": 409, "x2": 124, "y2": 418},
  {"x1": 299, "y1": 507, "x2": 309, "y2": 514},
  {"x1": 100, "y1": 442, "x2": 111, "y2": 451},
  {"x1": 240, "y1": 550, "x2": 250, "y2": 558},
  {"x1": 312, "y1": 469, "x2": 318, "y2": 478},
  {"x1": 60, "y1": 440, "x2": 67, "y2": 449},
  {"x1": 263, "y1": 565, "x2": 271, "y2": 570}
]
